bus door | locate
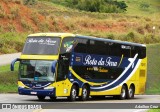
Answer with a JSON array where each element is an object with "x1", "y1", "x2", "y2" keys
[
  {"x1": 56, "y1": 59, "x2": 68, "y2": 96},
  {"x1": 56, "y1": 37, "x2": 74, "y2": 96},
  {"x1": 56, "y1": 53, "x2": 71, "y2": 96}
]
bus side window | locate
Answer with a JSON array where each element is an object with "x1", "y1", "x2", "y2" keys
[
  {"x1": 109, "y1": 43, "x2": 121, "y2": 57},
  {"x1": 60, "y1": 37, "x2": 74, "y2": 54},
  {"x1": 121, "y1": 45, "x2": 131, "y2": 58},
  {"x1": 105, "y1": 42, "x2": 110, "y2": 56},
  {"x1": 131, "y1": 46, "x2": 146, "y2": 59},
  {"x1": 131, "y1": 46, "x2": 137, "y2": 58},
  {"x1": 139, "y1": 47, "x2": 146, "y2": 59},
  {"x1": 94, "y1": 40, "x2": 106, "y2": 55},
  {"x1": 57, "y1": 60, "x2": 66, "y2": 81},
  {"x1": 87, "y1": 40, "x2": 107, "y2": 55},
  {"x1": 74, "y1": 38, "x2": 88, "y2": 53},
  {"x1": 87, "y1": 40, "x2": 95, "y2": 54}
]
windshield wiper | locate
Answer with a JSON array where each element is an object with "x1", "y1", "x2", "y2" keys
[
  {"x1": 39, "y1": 79, "x2": 48, "y2": 81},
  {"x1": 20, "y1": 78, "x2": 33, "y2": 82}
]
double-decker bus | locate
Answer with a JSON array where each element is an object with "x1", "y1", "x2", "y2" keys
[{"x1": 11, "y1": 33, "x2": 147, "y2": 101}]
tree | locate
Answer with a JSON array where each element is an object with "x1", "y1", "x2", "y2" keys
[
  {"x1": 115, "y1": 1, "x2": 128, "y2": 11},
  {"x1": 63, "y1": 0, "x2": 128, "y2": 13}
]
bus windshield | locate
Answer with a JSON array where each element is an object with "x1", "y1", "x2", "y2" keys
[
  {"x1": 19, "y1": 60, "x2": 55, "y2": 82},
  {"x1": 22, "y1": 37, "x2": 61, "y2": 55}
]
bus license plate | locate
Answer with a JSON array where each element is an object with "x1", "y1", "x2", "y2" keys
[{"x1": 31, "y1": 92, "x2": 37, "y2": 95}]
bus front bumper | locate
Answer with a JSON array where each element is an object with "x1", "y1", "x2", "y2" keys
[{"x1": 18, "y1": 87, "x2": 56, "y2": 96}]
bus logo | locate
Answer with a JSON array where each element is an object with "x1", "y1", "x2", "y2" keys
[{"x1": 83, "y1": 55, "x2": 117, "y2": 67}]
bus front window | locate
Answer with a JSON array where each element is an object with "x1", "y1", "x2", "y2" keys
[
  {"x1": 22, "y1": 37, "x2": 61, "y2": 55},
  {"x1": 19, "y1": 60, "x2": 55, "y2": 82}
]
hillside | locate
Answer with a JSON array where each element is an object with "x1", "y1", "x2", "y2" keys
[
  {"x1": 124, "y1": 0, "x2": 160, "y2": 16},
  {"x1": 0, "y1": 0, "x2": 160, "y2": 54}
]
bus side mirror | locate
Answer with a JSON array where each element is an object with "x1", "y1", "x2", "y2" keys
[
  {"x1": 11, "y1": 58, "x2": 20, "y2": 71},
  {"x1": 51, "y1": 60, "x2": 57, "y2": 73}
]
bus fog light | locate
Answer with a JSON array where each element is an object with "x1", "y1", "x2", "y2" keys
[{"x1": 64, "y1": 89, "x2": 68, "y2": 93}]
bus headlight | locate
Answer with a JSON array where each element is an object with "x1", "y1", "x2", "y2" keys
[
  {"x1": 44, "y1": 86, "x2": 54, "y2": 90},
  {"x1": 18, "y1": 86, "x2": 25, "y2": 88}
]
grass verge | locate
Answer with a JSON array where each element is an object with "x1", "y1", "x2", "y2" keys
[
  {"x1": 145, "y1": 44, "x2": 160, "y2": 94},
  {"x1": 147, "y1": 109, "x2": 160, "y2": 112},
  {"x1": 0, "y1": 63, "x2": 18, "y2": 93}
]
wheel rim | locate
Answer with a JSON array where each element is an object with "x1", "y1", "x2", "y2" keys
[
  {"x1": 83, "y1": 88, "x2": 87, "y2": 98},
  {"x1": 121, "y1": 88, "x2": 126, "y2": 98},
  {"x1": 129, "y1": 88, "x2": 133, "y2": 98},
  {"x1": 72, "y1": 89, "x2": 76, "y2": 99}
]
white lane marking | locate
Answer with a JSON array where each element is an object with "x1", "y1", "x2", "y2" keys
[
  {"x1": 133, "y1": 109, "x2": 148, "y2": 112},
  {"x1": 0, "y1": 98, "x2": 9, "y2": 102},
  {"x1": 33, "y1": 109, "x2": 43, "y2": 112}
]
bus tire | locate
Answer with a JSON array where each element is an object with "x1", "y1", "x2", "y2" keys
[
  {"x1": 50, "y1": 96, "x2": 56, "y2": 101},
  {"x1": 127, "y1": 85, "x2": 135, "y2": 99},
  {"x1": 80, "y1": 85, "x2": 89, "y2": 101},
  {"x1": 119, "y1": 85, "x2": 127, "y2": 100},
  {"x1": 37, "y1": 95, "x2": 45, "y2": 101},
  {"x1": 68, "y1": 85, "x2": 77, "y2": 101}
]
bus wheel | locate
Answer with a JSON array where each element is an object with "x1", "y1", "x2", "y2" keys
[
  {"x1": 80, "y1": 85, "x2": 89, "y2": 101},
  {"x1": 68, "y1": 85, "x2": 77, "y2": 101},
  {"x1": 37, "y1": 95, "x2": 45, "y2": 101},
  {"x1": 119, "y1": 85, "x2": 127, "y2": 100},
  {"x1": 127, "y1": 85, "x2": 135, "y2": 99},
  {"x1": 50, "y1": 96, "x2": 56, "y2": 101}
]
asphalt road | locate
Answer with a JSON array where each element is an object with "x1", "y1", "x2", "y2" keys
[
  {"x1": 0, "y1": 53, "x2": 21, "y2": 66},
  {"x1": 0, "y1": 94, "x2": 159, "y2": 103},
  {"x1": 0, "y1": 94, "x2": 159, "y2": 112}
]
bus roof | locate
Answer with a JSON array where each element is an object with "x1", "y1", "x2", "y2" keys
[
  {"x1": 76, "y1": 35, "x2": 146, "y2": 47},
  {"x1": 28, "y1": 33, "x2": 146, "y2": 47},
  {"x1": 28, "y1": 33, "x2": 75, "y2": 37}
]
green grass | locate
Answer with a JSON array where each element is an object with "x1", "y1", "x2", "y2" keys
[
  {"x1": 145, "y1": 44, "x2": 160, "y2": 94},
  {"x1": 147, "y1": 44, "x2": 160, "y2": 75},
  {"x1": 0, "y1": 63, "x2": 19, "y2": 93},
  {"x1": 147, "y1": 109, "x2": 160, "y2": 112},
  {"x1": 0, "y1": 32, "x2": 27, "y2": 54},
  {"x1": 120, "y1": 0, "x2": 160, "y2": 17}
]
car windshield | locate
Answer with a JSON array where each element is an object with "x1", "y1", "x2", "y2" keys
[
  {"x1": 19, "y1": 60, "x2": 55, "y2": 82},
  {"x1": 22, "y1": 36, "x2": 61, "y2": 55}
]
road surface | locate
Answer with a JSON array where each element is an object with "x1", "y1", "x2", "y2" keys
[
  {"x1": 0, "y1": 94, "x2": 159, "y2": 112},
  {"x1": 0, "y1": 53, "x2": 21, "y2": 66},
  {"x1": 0, "y1": 94, "x2": 159, "y2": 103}
]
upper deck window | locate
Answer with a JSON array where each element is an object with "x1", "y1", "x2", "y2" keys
[
  {"x1": 60, "y1": 37, "x2": 75, "y2": 54},
  {"x1": 22, "y1": 36, "x2": 61, "y2": 55}
]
